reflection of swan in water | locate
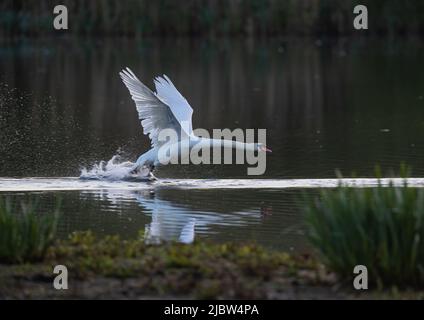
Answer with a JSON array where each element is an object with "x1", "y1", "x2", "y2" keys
[
  {"x1": 133, "y1": 191, "x2": 197, "y2": 244},
  {"x1": 178, "y1": 218, "x2": 196, "y2": 244},
  {"x1": 81, "y1": 189, "x2": 261, "y2": 244}
]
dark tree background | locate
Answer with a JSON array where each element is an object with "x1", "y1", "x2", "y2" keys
[{"x1": 1, "y1": 0, "x2": 424, "y2": 38}]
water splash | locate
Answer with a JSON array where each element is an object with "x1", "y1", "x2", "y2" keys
[{"x1": 79, "y1": 155, "x2": 151, "y2": 181}]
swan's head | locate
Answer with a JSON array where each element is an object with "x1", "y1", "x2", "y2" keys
[{"x1": 256, "y1": 143, "x2": 272, "y2": 153}]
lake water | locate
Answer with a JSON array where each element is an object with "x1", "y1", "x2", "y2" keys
[{"x1": 1, "y1": 37, "x2": 424, "y2": 251}]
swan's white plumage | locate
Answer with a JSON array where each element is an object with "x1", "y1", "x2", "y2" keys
[
  {"x1": 119, "y1": 68, "x2": 192, "y2": 148},
  {"x1": 119, "y1": 68, "x2": 268, "y2": 173},
  {"x1": 154, "y1": 75, "x2": 193, "y2": 135}
]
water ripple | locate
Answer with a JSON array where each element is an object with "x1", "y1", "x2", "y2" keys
[{"x1": 1, "y1": 177, "x2": 424, "y2": 192}]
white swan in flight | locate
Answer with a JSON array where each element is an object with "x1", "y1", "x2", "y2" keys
[{"x1": 119, "y1": 68, "x2": 271, "y2": 178}]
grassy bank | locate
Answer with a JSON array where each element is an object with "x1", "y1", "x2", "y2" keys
[
  {"x1": 2, "y1": 177, "x2": 424, "y2": 299},
  {"x1": 0, "y1": 231, "x2": 342, "y2": 299},
  {"x1": 0, "y1": 201, "x2": 343, "y2": 299},
  {"x1": 1, "y1": 231, "x2": 423, "y2": 299},
  {"x1": 2, "y1": 0, "x2": 424, "y2": 38}
]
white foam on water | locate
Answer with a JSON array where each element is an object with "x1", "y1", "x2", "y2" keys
[
  {"x1": 1, "y1": 177, "x2": 424, "y2": 192},
  {"x1": 80, "y1": 155, "x2": 148, "y2": 181}
]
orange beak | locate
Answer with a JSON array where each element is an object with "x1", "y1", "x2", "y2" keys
[{"x1": 260, "y1": 145, "x2": 272, "y2": 153}]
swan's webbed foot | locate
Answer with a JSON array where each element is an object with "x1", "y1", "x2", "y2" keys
[
  {"x1": 130, "y1": 168, "x2": 139, "y2": 175},
  {"x1": 130, "y1": 164, "x2": 156, "y2": 180},
  {"x1": 149, "y1": 171, "x2": 158, "y2": 181}
]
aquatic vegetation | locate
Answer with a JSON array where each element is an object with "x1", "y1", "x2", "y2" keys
[
  {"x1": 2, "y1": 230, "x2": 424, "y2": 298},
  {"x1": 0, "y1": 199, "x2": 59, "y2": 264},
  {"x1": 305, "y1": 179, "x2": 424, "y2": 288},
  {"x1": 40, "y1": 231, "x2": 329, "y2": 299}
]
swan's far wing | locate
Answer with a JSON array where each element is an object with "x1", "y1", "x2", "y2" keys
[
  {"x1": 154, "y1": 75, "x2": 193, "y2": 135},
  {"x1": 120, "y1": 68, "x2": 186, "y2": 148}
]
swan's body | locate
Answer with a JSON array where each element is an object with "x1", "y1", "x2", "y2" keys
[{"x1": 119, "y1": 68, "x2": 271, "y2": 177}]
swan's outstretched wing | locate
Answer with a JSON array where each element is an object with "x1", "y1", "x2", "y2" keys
[
  {"x1": 154, "y1": 75, "x2": 193, "y2": 134},
  {"x1": 120, "y1": 68, "x2": 190, "y2": 148}
]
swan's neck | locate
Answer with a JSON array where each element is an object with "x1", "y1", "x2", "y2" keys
[{"x1": 201, "y1": 138, "x2": 254, "y2": 151}]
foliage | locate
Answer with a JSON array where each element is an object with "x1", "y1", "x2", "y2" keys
[
  {"x1": 45, "y1": 231, "x2": 323, "y2": 299},
  {"x1": 305, "y1": 179, "x2": 424, "y2": 288},
  {"x1": 0, "y1": 198, "x2": 59, "y2": 263}
]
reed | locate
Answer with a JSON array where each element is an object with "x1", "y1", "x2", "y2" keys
[
  {"x1": 0, "y1": 198, "x2": 60, "y2": 263},
  {"x1": 304, "y1": 178, "x2": 424, "y2": 287}
]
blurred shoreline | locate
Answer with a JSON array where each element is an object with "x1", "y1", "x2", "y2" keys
[{"x1": 2, "y1": 0, "x2": 424, "y2": 39}]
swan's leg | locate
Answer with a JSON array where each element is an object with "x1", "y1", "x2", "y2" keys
[
  {"x1": 130, "y1": 167, "x2": 140, "y2": 175},
  {"x1": 131, "y1": 162, "x2": 157, "y2": 180},
  {"x1": 149, "y1": 170, "x2": 158, "y2": 181},
  {"x1": 130, "y1": 164, "x2": 148, "y2": 175},
  {"x1": 131, "y1": 149, "x2": 156, "y2": 174}
]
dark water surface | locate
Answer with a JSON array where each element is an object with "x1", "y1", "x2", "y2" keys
[
  {"x1": 0, "y1": 187, "x2": 307, "y2": 251},
  {"x1": 1, "y1": 37, "x2": 424, "y2": 250}
]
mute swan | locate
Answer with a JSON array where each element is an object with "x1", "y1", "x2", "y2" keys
[{"x1": 119, "y1": 68, "x2": 271, "y2": 178}]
